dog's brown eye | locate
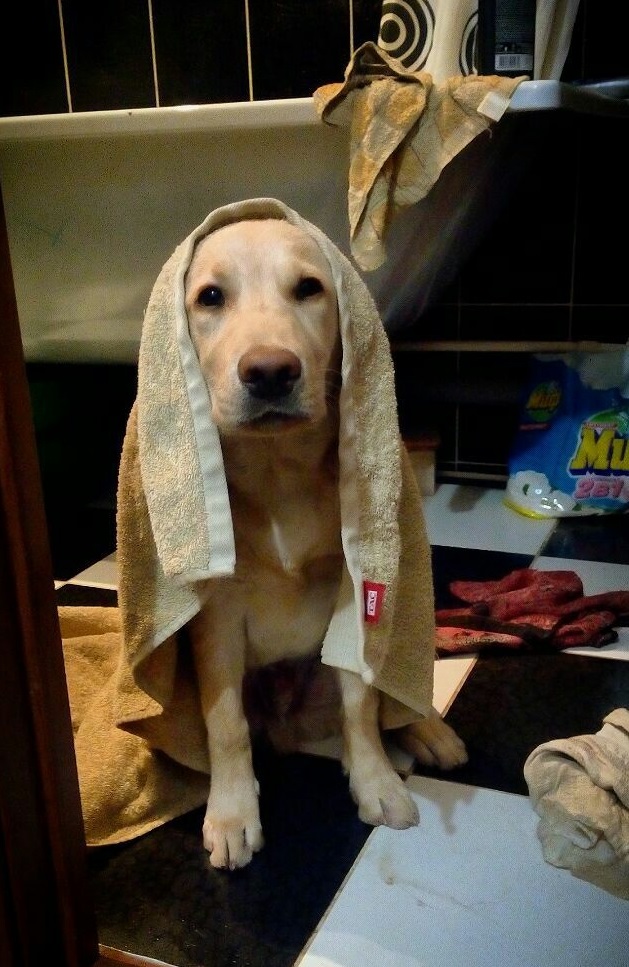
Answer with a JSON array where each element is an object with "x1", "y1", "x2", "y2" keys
[
  {"x1": 295, "y1": 276, "x2": 323, "y2": 300},
  {"x1": 197, "y1": 285, "x2": 224, "y2": 308}
]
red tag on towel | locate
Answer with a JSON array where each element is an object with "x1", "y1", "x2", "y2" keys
[{"x1": 363, "y1": 581, "x2": 386, "y2": 624}]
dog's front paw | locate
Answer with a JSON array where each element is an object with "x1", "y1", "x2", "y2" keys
[
  {"x1": 396, "y1": 709, "x2": 468, "y2": 770},
  {"x1": 350, "y1": 767, "x2": 419, "y2": 830},
  {"x1": 202, "y1": 785, "x2": 264, "y2": 870}
]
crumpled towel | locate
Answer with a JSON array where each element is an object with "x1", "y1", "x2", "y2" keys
[
  {"x1": 434, "y1": 568, "x2": 629, "y2": 655},
  {"x1": 313, "y1": 41, "x2": 525, "y2": 271},
  {"x1": 524, "y1": 708, "x2": 629, "y2": 900},
  {"x1": 59, "y1": 606, "x2": 210, "y2": 847}
]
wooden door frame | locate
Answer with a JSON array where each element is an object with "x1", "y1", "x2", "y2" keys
[{"x1": 0, "y1": 187, "x2": 157, "y2": 967}]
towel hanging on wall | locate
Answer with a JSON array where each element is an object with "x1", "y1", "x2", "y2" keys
[{"x1": 314, "y1": 42, "x2": 525, "y2": 271}]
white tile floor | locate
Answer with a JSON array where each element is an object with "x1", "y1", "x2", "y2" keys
[
  {"x1": 292, "y1": 488, "x2": 629, "y2": 967},
  {"x1": 296, "y1": 776, "x2": 628, "y2": 967},
  {"x1": 70, "y1": 483, "x2": 628, "y2": 965},
  {"x1": 68, "y1": 551, "x2": 118, "y2": 588},
  {"x1": 422, "y1": 484, "x2": 555, "y2": 555}
]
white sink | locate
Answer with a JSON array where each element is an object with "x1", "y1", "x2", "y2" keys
[{"x1": 509, "y1": 78, "x2": 629, "y2": 116}]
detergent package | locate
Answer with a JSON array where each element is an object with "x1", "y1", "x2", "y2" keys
[{"x1": 505, "y1": 348, "x2": 629, "y2": 518}]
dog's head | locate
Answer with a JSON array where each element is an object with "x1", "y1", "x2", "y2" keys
[{"x1": 185, "y1": 218, "x2": 341, "y2": 435}]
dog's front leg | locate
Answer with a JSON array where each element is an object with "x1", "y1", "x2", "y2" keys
[
  {"x1": 189, "y1": 601, "x2": 263, "y2": 870},
  {"x1": 338, "y1": 669, "x2": 419, "y2": 829}
]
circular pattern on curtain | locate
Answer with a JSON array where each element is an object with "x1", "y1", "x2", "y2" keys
[
  {"x1": 377, "y1": 1, "x2": 478, "y2": 76},
  {"x1": 377, "y1": 0, "x2": 435, "y2": 72}
]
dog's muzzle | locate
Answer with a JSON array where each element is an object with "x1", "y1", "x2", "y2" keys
[{"x1": 237, "y1": 346, "x2": 302, "y2": 403}]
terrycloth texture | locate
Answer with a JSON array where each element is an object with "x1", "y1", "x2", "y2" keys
[
  {"x1": 63, "y1": 197, "x2": 436, "y2": 846},
  {"x1": 313, "y1": 42, "x2": 525, "y2": 271},
  {"x1": 59, "y1": 607, "x2": 210, "y2": 846},
  {"x1": 524, "y1": 708, "x2": 629, "y2": 900}
]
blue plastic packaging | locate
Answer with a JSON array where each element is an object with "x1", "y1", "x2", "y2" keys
[{"x1": 505, "y1": 349, "x2": 629, "y2": 517}]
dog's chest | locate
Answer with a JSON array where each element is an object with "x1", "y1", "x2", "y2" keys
[
  {"x1": 267, "y1": 490, "x2": 340, "y2": 574},
  {"x1": 231, "y1": 477, "x2": 343, "y2": 666},
  {"x1": 234, "y1": 478, "x2": 341, "y2": 576},
  {"x1": 227, "y1": 437, "x2": 342, "y2": 575}
]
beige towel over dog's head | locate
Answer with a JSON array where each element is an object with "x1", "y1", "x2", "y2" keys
[{"x1": 115, "y1": 197, "x2": 436, "y2": 769}]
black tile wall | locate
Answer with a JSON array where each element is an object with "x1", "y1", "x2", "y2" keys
[
  {"x1": 393, "y1": 349, "x2": 460, "y2": 450},
  {"x1": 152, "y1": 0, "x2": 249, "y2": 106},
  {"x1": 573, "y1": 115, "x2": 629, "y2": 305},
  {"x1": 580, "y1": 2, "x2": 629, "y2": 80},
  {"x1": 3, "y1": 1, "x2": 627, "y2": 484},
  {"x1": 62, "y1": 0, "x2": 155, "y2": 112},
  {"x1": 572, "y1": 305, "x2": 629, "y2": 343},
  {"x1": 458, "y1": 305, "x2": 572, "y2": 343},
  {"x1": 353, "y1": 0, "x2": 385, "y2": 50},
  {"x1": 0, "y1": 0, "x2": 382, "y2": 117},
  {"x1": 456, "y1": 352, "x2": 532, "y2": 406},
  {"x1": 394, "y1": 1, "x2": 628, "y2": 479},
  {"x1": 394, "y1": 301, "x2": 459, "y2": 342},
  {"x1": 248, "y1": 0, "x2": 351, "y2": 100},
  {"x1": 27, "y1": 363, "x2": 138, "y2": 579},
  {"x1": 0, "y1": 0, "x2": 67, "y2": 116},
  {"x1": 457, "y1": 400, "x2": 520, "y2": 468},
  {"x1": 458, "y1": 113, "x2": 578, "y2": 307}
]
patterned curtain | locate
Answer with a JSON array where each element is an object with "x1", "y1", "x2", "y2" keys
[{"x1": 376, "y1": 1, "x2": 478, "y2": 78}]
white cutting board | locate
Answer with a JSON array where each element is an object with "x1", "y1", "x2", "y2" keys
[{"x1": 297, "y1": 775, "x2": 628, "y2": 967}]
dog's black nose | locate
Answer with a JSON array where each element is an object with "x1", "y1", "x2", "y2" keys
[{"x1": 238, "y1": 346, "x2": 302, "y2": 401}]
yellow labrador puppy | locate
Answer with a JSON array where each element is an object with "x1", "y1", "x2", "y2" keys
[{"x1": 184, "y1": 219, "x2": 467, "y2": 870}]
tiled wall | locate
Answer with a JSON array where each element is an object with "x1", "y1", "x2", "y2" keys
[
  {"x1": 2, "y1": 0, "x2": 628, "y2": 486},
  {"x1": 393, "y1": 104, "x2": 629, "y2": 479},
  {"x1": 391, "y1": 1, "x2": 629, "y2": 479},
  {"x1": 0, "y1": 0, "x2": 382, "y2": 115}
]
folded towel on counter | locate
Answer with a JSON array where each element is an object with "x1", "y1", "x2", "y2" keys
[
  {"x1": 313, "y1": 41, "x2": 525, "y2": 271},
  {"x1": 524, "y1": 708, "x2": 629, "y2": 900},
  {"x1": 61, "y1": 197, "x2": 437, "y2": 846},
  {"x1": 435, "y1": 568, "x2": 629, "y2": 655}
]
